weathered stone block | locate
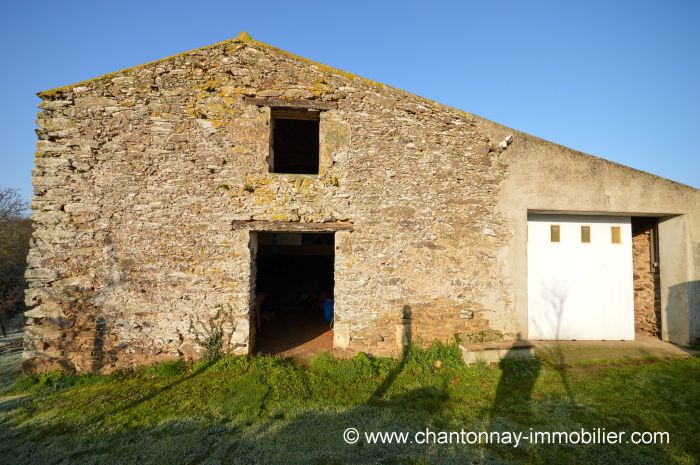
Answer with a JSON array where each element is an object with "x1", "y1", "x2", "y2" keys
[
  {"x1": 25, "y1": 324, "x2": 64, "y2": 342},
  {"x1": 25, "y1": 302, "x2": 65, "y2": 319},
  {"x1": 25, "y1": 268, "x2": 58, "y2": 283},
  {"x1": 333, "y1": 322, "x2": 350, "y2": 349}
]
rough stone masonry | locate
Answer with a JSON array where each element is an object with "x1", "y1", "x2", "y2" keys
[{"x1": 24, "y1": 32, "x2": 700, "y2": 373}]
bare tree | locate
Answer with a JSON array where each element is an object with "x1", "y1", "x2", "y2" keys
[
  {"x1": 0, "y1": 188, "x2": 26, "y2": 223},
  {"x1": 0, "y1": 188, "x2": 30, "y2": 337}
]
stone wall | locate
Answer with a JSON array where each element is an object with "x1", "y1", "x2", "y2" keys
[
  {"x1": 632, "y1": 220, "x2": 661, "y2": 337},
  {"x1": 24, "y1": 33, "x2": 513, "y2": 372}
]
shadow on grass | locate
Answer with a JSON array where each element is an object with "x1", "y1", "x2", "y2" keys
[
  {"x1": 490, "y1": 350, "x2": 541, "y2": 427},
  {"x1": 0, "y1": 386, "x2": 680, "y2": 464},
  {"x1": 0, "y1": 348, "x2": 688, "y2": 464}
]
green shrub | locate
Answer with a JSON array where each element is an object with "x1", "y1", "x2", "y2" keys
[
  {"x1": 32, "y1": 370, "x2": 105, "y2": 392},
  {"x1": 310, "y1": 351, "x2": 395, "y2": 381},
  {"x1": 38, "y1": 370, "x2": 73, "y2": 389},
  {"x1": 205, "y1": 354, "x2": 250, "y2": 372},
  {"x1": 143, "y1": 359, "x2": 185, "y2": 379},
  {"x1": 203, "y1": 328, "x2": 223, "y2": 361},
  {"x1": 404, "y1": 341, "x2": 464, "y2": 371}
]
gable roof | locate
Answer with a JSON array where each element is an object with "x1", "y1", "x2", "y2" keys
[
  {"x1": 37, "y1": 31, "x2": 389, "y2": 99},
  {"x1": 36, "y1": 32, "x2": 698, "y2": 192}
]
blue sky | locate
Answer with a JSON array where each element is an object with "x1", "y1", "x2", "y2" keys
[{"x1": 2, "y1": 0, "x2": 699, "y2": 201}]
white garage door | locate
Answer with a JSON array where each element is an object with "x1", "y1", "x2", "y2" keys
[{"x1": 527, "y1": 214, "x2": 635, "y2": 340}]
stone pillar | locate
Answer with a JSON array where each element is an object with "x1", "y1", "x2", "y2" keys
[{"x1": 632, "y1": 219, "x2": 661, "y2": 337}]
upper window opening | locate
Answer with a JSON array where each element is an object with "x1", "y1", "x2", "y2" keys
[
  {"x1": 611, "y1": 226, "x2": 621, "y2": 244},
  {"x1": 581, "y1": 225, "x2": 591, "y2": 243},
  {"x1": 270, "y1": 109, "x2": 319, "y2": 174},
  {"x1": 550, "y1": 225, "x2": 560, "y2": 243}
]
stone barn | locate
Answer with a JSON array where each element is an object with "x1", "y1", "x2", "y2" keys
[{"x1": 24, "y1": 32, "x2": 700, "y2": 372}]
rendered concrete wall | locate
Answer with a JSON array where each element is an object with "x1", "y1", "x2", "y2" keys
[
  {"x1": 484, "y1": 120, "x2": 700, "y2": 346},
  {"x1": 658, "y1": 215, "x2": 691, "y2": 343}
]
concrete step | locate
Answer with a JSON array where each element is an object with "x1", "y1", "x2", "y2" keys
[{"x1": 459, "y1": 340, "x2": 534, "y2": 365}]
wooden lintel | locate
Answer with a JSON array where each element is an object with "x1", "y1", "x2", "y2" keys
[
  {"x1": 232, "y1": 220, "x2": 353, "y2": 232},
  {"x1": 244, "y1": 96, "x2": 337, "y2": 111}
]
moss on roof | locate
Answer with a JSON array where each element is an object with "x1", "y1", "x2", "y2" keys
[
  {"x1": 37, "y1": 33, "x2": 245, "y2": 99},
  {"x1": 37, "y1": 31, "x2": 390, "y2": 99},
  {"x1": 37, "y1": 30, "x2": 473, "y2": 125}
]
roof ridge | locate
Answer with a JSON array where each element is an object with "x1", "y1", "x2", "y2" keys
[
  {"x1": 39, "y1": 31, "x2": 421, "y2": 103},
  {"x1": 34, "y1": 32, "x2": 699, "y2": 191}
]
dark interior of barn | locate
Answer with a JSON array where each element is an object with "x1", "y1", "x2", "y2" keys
[
  {"x1": 271, "y1": 110, "x2": 320, "y2": 174},
  {"x1": 254, "y1": 232, "x2": 334, "y2": 357}
]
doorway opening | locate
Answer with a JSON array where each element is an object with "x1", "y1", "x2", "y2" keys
[
  {"x1": 254, "y1": 232, "x2": 334, "y2": 358},
  {"x1": 631, "y1": 217, "x2": 662, "y2": 339}
]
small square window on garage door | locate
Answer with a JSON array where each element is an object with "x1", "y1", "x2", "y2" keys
[
  {"x1": 550, "y1": 225, "x2": 560, "y2": 243},
  {"x1": 611, "y1": 226, "x2": 622, "y2": 244},
  {"x1": 581, "y1": 225, "x2": 591, "y2": 243}
]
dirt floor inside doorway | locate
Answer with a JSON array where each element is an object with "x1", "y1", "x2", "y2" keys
[{"x1": 254, "y1": 232, "x2": 334, "y2": 360}]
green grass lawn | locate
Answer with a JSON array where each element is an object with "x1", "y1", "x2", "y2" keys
[
  {"x1": 0, "y1": 333, "x2": 23, "y2": 391},
  {"x1": 1, "y1": 343, "x2": 698, "y2": 465}
]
